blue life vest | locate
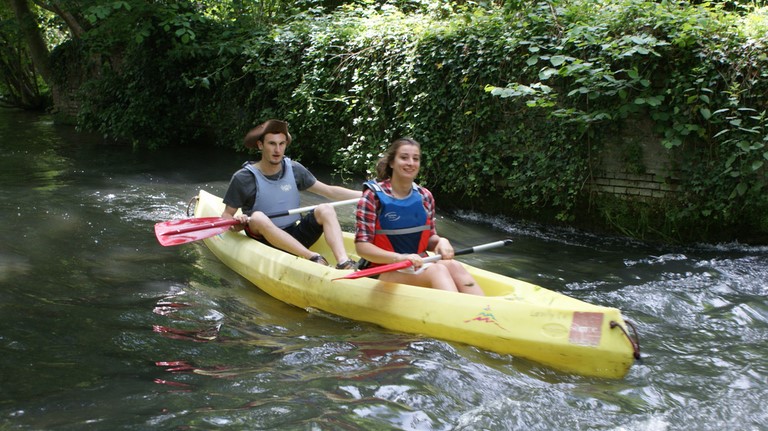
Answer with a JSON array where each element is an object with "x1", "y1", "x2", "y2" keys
[
  {"x1": 244, "y1": 158, "x2": 301, "y2": 228},
  {"x1": 365, "y1": 180, "x2": 431, "y2": 257}
]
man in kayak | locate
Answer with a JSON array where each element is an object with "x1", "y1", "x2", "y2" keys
[
  {"x1": 354, "y1": 137, "x2": 484, "y2": 295},
  {"x1": 222, "y1": 119, "x2": 361, "y2": 269}
]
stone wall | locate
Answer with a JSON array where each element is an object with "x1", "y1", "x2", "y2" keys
[
  {"x1": 589, "y1": 117, "x2": 680, "y2": 200},
  {"x1": 590, "y1": 172, "x2": 679, "y2": 199}
]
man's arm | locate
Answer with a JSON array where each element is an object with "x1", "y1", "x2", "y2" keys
[
  {"x1": 221, "y1": 205, "x2": 238, "y2": 218},
  {"x1": 292, "y1": 161, "x2": 361, "y2": 201},
  {"x1": 307, "y1": 180, "x2": 362, "y2": 201},
  {"x1": 222, "y1": 205, "x2": 248, "y2": 231}
]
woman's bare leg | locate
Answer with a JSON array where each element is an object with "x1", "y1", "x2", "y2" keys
[
  {"x1": 379, "y1": 264, "x2": 458, "y2": 292},
  {"x1": 438, "y1": 260, "x2": 484, "y2": 296}
]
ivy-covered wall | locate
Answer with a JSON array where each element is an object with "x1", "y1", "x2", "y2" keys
[
  {"x1": 55, "y1": 0, "x2": 768, "y2": 244},
  {"x1": 591, "y1": 117, "x2": 680, "y2": 200}
]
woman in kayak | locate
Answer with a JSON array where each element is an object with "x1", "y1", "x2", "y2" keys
[{"x1": 354, "y1": 137, "x2": 484, "y2": 295}]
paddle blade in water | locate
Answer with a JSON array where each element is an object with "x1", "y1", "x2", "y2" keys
[{"x1": 154, "y1": 217, "x2": 240, "y2": 246}]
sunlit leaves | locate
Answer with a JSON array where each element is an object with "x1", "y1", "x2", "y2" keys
[
  {"x1": 485, "y1": 83, "x2": 555, "y2": 108},
  {"x1": 84, "y1": 1, "x2": 132, "y2": 24},
  {"x1": 57, "y1": 0, "x2": 768, "y2": 241},
  {"x1": 549, "y1": 55, "x2": 567, "y2": 66},
  {"x1": 484, "y1": 0, "x2": 768, "y2": 240}
]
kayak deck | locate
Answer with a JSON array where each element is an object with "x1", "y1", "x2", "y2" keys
[{"x1": 194, "y1": 190, "x2": 637, "y2": 378}]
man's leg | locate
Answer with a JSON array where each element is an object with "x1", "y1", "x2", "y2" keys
[
  {"x1": 313, "y1": 204, "x2": 352, "y2": 265},
  {"x1": 247, "y1": 212, "x2": 315, "y2": 259}
]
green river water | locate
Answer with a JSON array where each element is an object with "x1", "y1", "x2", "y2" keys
[{"x1": 0, "y1": 108, "x2": 766, "y2": 430}]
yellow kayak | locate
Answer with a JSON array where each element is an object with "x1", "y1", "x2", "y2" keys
[{"x1": 194, "y1": 190, "x2": 638, "y2": 378}]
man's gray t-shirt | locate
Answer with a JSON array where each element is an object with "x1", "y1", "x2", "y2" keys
[{"x1": 223, "y1": 159, "x2": 317, "y2": 214}]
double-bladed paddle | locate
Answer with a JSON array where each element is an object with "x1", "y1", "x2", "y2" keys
[
  {"x1": 335, "y1": 239, "x2": 513, "y2": 280},
  {"x1": 154, "y1": 198, "x2": 360, "y2": 247}
]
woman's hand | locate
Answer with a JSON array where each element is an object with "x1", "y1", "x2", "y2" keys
[
  {"x1": 434, "y1": 237, "x2": 454, "y2": 259},
  {"x1": 402, "y1": 253, "x2": 424, "y2": 269}
]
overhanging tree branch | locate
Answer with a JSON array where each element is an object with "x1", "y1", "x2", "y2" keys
[
  {"x1": 31, "y1": 0, "x2": 86, "y2": 37},
  {"x1": 8, "y1": 0, "x2": 52, "y2": 85}
]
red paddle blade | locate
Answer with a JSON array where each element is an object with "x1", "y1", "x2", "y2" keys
[
  {"x1": 333, "y1": 260, "x2": 413, "y2": 280},
  {"x1": 154, "y1": 217, "x2": 240, "y2": 247}
]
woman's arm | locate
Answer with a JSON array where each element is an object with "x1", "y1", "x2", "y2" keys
[
  {"x1": 428, "y1": 235, "x2": 454, "y2": 259},
  {"x1": 422, "y1": 188, "x2": 454, "y2": 258},
  {"x1": 355, "y1": 242, "x2": 425, "y2": 269}
]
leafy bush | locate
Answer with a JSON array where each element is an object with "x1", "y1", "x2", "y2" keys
[
  {"x1": 60, "y1": 0, "x2": 768, "y2": 242},
  {"x1": 486, "y1": 0, "x2": 768, "y2": 241}
]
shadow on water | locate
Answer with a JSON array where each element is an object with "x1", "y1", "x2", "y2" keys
[{"x1": 1, "y1": 108, "x2": 767, "y2": 430}]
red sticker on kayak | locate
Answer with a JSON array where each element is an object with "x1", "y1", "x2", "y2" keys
[{"x1": 568, "y1": 312, "x2": 603, "y2": 346}]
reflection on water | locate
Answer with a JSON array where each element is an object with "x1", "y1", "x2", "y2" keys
[{"x1": 1, "y1": 108, "x2": 766, "y2": 430}]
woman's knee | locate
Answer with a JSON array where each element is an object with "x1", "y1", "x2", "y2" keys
[
  {"x1": 425, "y1": 264, "x2": 454, "y2": 288},
  {"x1": 440, "y1": 260, "x2": 464, "y2": 273},
  {"x1": 428, "y1": 263, "x2": 451, "y2": 275},
  {"x1": 440, "y1": 260, "x2": 473, "y2": 282}
]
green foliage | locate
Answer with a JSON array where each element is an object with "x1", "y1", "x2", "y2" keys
[
  {"x1": 276, "y1": 7, "x2": 587, "y2": 221},
  {"x1": 485, "y1": 0, "x2": 768, "y2": 240},
  {"x1": 0, "y1": 0, "x2": 54, "y2": 109},
  {"x1": 71, "y1": 1, "x2": 240, "y2": 147},
  {"x1": 47, "y1": 0, "x2": 768, "y2": 242}
]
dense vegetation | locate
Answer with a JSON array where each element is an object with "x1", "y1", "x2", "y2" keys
[{"x1": 2, "y1": 0, "x2": 767, "y2": 243}]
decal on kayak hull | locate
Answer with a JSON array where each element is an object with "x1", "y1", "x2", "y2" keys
[
  {"x1": 465, "y1": 305, "x2": 506, "y2": 330},
  {"x1": 569, "y1": 312, "x2": 604, "y2": 346}
]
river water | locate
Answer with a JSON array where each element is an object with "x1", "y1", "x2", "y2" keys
[{"x1": 0, "y1": 108, "x2": 766, "y2": 430}]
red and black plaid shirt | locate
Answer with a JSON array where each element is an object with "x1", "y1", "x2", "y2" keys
[{"x1": 355, "y1": 180, "x2": 437, "y2": 245}]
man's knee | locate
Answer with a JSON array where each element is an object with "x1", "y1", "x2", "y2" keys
[
  {"x1": 248, "y1": 212, "x2": 272, "y2": 229},
  {"x1": 313, "y1": 204, "x2": 336, "y2": 222}
]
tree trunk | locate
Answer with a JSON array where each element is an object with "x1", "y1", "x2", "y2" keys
[{"x1": 8, "y1": 0, "x2": 52, "y2": 85}]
